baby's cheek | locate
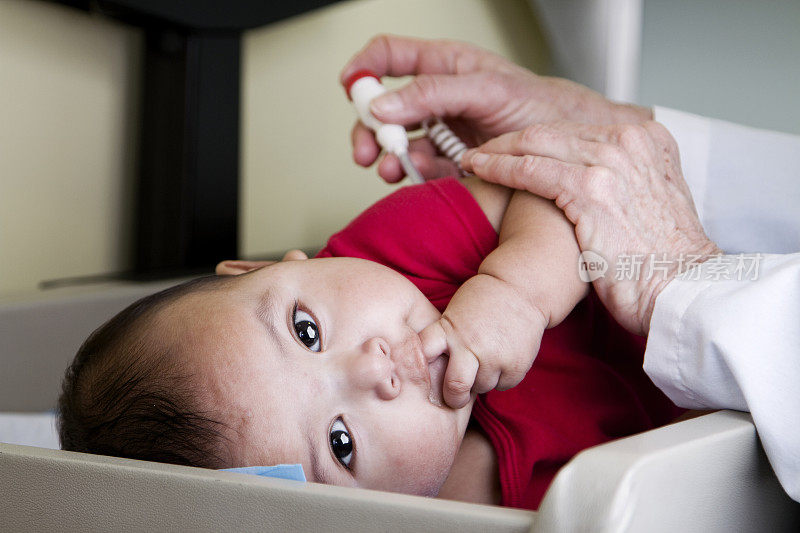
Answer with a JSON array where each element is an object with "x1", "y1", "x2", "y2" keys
[
  {"x1": 371, "y1": 425, "x2": 454, "y2": 496},
  {"x1": 386, "y1": 456, "x2": 446, "y2": 497},
  {"x1": 408, "y1": 300, "x2": 443, "y2": 336},
  {"x1": 414, "y1": 425, "x2": 461, "y2": 495},
  {"x1": 417, "y1": 447, "x2": 458, "y2": 497}
]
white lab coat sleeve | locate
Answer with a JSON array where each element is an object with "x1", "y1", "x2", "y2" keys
[
  {"x1": 644, "y1": 107, "x2": 800, "y2": 502},
  {"x1": 645, "y1": 253, "x2": 800, "y2": 501},
  {"x1": 652, "y1": 106, "x2": 800, "y2": 254}
]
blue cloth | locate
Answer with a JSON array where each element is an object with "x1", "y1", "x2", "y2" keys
[{"x1": 223, "y1": 464, "x2": 306, "y2": 482}]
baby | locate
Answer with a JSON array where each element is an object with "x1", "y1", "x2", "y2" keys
[{"x1": 58, "y1": 176, "x2": 680, "y2": 509}]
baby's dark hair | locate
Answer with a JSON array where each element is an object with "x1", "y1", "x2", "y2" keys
[{"x1": 58, "y1": 275, "x2": 234, "y2": 468}]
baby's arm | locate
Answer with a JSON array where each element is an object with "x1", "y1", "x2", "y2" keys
[{"x1": 422, "y1": 178, "x2": 589, "y2": 408}]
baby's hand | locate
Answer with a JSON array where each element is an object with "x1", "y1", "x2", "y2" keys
[{"x1": 420, "y1": 274, "x2": 548, "y2": 408}]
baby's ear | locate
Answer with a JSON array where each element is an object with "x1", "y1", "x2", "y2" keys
[
  {"x1": 215, "y1": 260, "x2": 275, "y2": 276},
  {"x1": 281, "y1": 249, "x2": 308, "y2": 261}
]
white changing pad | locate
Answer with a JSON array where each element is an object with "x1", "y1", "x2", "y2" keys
[{"x1": 0, "y1": 412, "x2": 59, "y2": 449}]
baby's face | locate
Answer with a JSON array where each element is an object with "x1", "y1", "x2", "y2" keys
[{"x1": 170, "y1": 253, "x2": 473, "y2": 496}]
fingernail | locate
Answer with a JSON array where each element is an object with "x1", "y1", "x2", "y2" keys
[
  {"x1": 370, "y1": 92, "x2": 402, "y2": 116},
  {"x1": 471, "y1": 153, "x2": 489, "y2": 167}
]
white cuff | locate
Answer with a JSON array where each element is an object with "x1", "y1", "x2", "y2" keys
[
  {"x1": 644, "y1": 254, "x2": 766, "y2": 409},
  {"x1": 645, "y1": 253, "x2": 800, "y2": 502},
  {"x1": 644, "y1": 266, "x2": 714, "y2": 408}
]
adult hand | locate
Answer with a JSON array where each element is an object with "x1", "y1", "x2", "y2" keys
[
  {"x1": 340, "y1": 34, "x2": 653, "y2": 183},
  {"x1": 461, "y1": 121, "x2": 723, "y2": 335}
]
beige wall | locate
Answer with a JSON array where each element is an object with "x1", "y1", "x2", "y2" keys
[
  {"x1": 0, "y1": 0, "x2": 141, "y2": 298},
  {"x1": 240, "y1": 0, "x2": 546, "y2": 258},
  {"x1": 0, "y1": 0, "x2": 546, "y2": 298}
]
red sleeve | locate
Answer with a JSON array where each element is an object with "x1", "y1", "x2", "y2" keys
[
  {"x1": 472, "y1": 291, "x2": 685, "y2": 511},
  {"x1": 315, "y1": 177, "x2": 497, "y2": 312}
]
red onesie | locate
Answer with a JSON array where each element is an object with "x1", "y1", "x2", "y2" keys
[{"x1": 316, "y1": 177, "x2": 682, "y2": 510}]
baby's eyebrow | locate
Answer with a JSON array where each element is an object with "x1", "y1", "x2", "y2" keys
[
  {"x1": 254, "y1": 288, "x2": 335, "y2": 485},
  {"x1": 254, "y1": 288, "x2": 290, "y2": 357},
  {"x1": 306, "y1": 431, "x2": 329, "y2": 485}
]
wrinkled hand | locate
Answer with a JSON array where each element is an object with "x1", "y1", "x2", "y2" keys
[
  {"x1": 461, "y1": 122, "x2": 722, "y2": 335},
  {"x1": 419, "y1": 274, "x2": 547, "y2": 409},
  {"x1": 340, "y1": 34, "x2": 652, "y2": 183}
]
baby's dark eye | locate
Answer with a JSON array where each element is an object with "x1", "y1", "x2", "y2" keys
[
  {"x1": 330, "y1": 418, "x2": 354, "y2": 469},
  {"x1": 293, "y1": 307, "x2": 321, "y2": 352}
]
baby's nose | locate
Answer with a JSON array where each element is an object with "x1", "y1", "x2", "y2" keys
[{"x1": 346, "y1": 337, "x2": 400, "y2": 401}]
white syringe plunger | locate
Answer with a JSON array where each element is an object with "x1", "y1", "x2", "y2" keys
[{"x1": 345, "y1": 70, "x2": 417, "y2": 173}]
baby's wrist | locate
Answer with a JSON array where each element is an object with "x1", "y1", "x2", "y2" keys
[
  {"x1": 529, "y1": 286, "x2": 582, "y2": 330},
  {"x1": 527, "y1": 299, "x2": 549, "y2": 334}
]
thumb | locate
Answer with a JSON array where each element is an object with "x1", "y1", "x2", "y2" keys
[
  {"x1": 370, "y1": 73, "x2": 484, "y2": 126},
  {"x1": 419, "y1": 320, "x2": 448, "y2": 363}
]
